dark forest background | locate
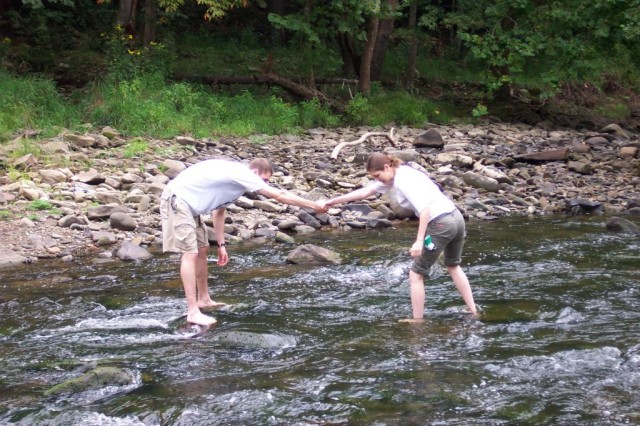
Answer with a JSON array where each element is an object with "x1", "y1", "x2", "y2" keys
[{"x1": 1, "y1": 0, "x2": 640, "y2": 140}]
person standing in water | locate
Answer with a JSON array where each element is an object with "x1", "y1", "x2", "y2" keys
[
  {"x1": 161, "y1": 157, "x2": 326, "y2": 326},
  {"x1": 323, "y1": 152, "x2": 478, "y2": 322}
]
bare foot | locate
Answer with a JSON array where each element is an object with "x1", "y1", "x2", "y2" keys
[
  {"x1": 465, "y1": 305, "x2": 480, "y2": 318},
  {"x1": 187, "y1": 311, "x2": 217, "y2": 326},
  {"x1": 198, "y1": 299, "x2": 228, "y2": 310},
  {"x1": 398, "y1": 318, "x2": 425, "y2": 324}
]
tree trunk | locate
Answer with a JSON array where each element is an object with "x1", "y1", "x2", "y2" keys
[
  {"x1": 268, "y1": 0, "x2": 288, "y2": 46},
  {"x1": 172, "y1": 72, "x2": 349, "y2": 113},
  {"x1": 337, "y1": 32, "x2": 359, "y2": 77},
  {"x1": 359, "y1": 16, "x2": 379, "y2": 94},
  {"x1": 143, "y1": 0, "x2": 157, "y2": 47},
  {"x1": 405, "y1": 1, "x2": 417, "y2": 89},
  {"x1": 117, "y1": 0, "x2": 138, "y2": 35},
  {"x1": 370, "y1": 0, "x2": 398, "y2": 82}
]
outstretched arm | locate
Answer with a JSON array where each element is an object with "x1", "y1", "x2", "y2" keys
[
  {"x1": 325, "y1": 186, "x2": 378, "y2": 207},
  {"x1": 257, "y1": 186, "x2": 324, "y2": 212}
]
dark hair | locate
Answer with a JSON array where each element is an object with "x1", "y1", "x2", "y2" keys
[
  {"x1": 366, "y1": 152, "x2": 403, "y2": 172},
  {"x1": 249, "y1": 158, "x2": 273, "y2": 175}
]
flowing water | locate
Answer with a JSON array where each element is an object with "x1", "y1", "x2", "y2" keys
[{"x1": 0, "y1": 215, "x2": 638, "y2": 425}]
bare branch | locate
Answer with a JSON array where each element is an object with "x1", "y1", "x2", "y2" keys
[{"x1": 330, "y1": 128, "x2": 397, "y2": 159}]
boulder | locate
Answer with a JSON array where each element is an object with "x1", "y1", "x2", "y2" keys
[
  {"x1": 44, "y1": 366, "x2": 135, "y2": 396},
  {"x1": 116, "y1": 241, "x2": 152, "y2": 261},
  {"x1": 286, "y1": 244, "x2": 342, "y2": 264},
  {"x1": 413, "y1": 128, "x2": 445, "y2": 148},
  {"x1": 606, "y1": 216, "x2": 640, "y2": 235}
]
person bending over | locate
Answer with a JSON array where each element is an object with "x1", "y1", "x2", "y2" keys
[
  {"x1": 323, "y1": 152, "x2": 478, "y2": 322},
  {"x1": 161, "y1": 157, "x2": 326, "y2": 326}
]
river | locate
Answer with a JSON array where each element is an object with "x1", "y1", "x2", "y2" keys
[{"x1": 1, "y1": 215, "x2": 638, "y2": 425}]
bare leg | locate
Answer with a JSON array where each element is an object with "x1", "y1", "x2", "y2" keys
[
  {"x1": 195, "y1": 246, "x2": 227, "y2": 309},
  {"x1": 399, "y1": 270, "x2": 426, "y2": 323},
  {"x1": 181, "y1": 252, "x2": 216, "y2": 326},
  {"x1": 448, "y1": 265, "x2": 478, "y2": 316}
]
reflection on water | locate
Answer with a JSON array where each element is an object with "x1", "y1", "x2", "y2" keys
[{"x1": 1, "y1": 215, "x2": 639, "y2": 425}]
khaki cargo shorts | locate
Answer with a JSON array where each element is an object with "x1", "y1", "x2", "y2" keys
[
  {"x1": 160, "y1": 189, "x2": 208, "y2": 253},
  {"x1": 411, "y1": 208, "x2": 466, "y2": 276}
]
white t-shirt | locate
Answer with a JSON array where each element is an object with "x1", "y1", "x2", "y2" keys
[
  {"x1": 370, "y1": 165, "x2": 455, "y2": 219},
  {"x1": 167, "y1": 159, "x2": 269, "y2": 215}
]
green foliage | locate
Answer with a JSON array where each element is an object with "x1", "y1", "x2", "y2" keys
[
  {"x1": 159, "y1": 0, "x2": 248, "y2": 20},
  {"x1": 0, "y1": 70, "x2": 80, "y2": 141},
  {"x1": 267, "y1": 0, "x2": 381, "y2": 45},
  {"x1": 28, "y1": 199, "x2": 54, "y2": 211},
  {"x1": 297, "y1": 98, "x2": 340, "y2": 129},
  {"x1": 596, "y1": 100, "x2": 630, "y2": 119},
  {"x1": 248, "y1": 134, "x2": 269, "y2": 145},
  {"x1": 0, "y1": 210, "x2": 12, "y2": 221},
  {"x1": 345, "y1": 94, "x2": 372, "y2": 125},
  {"x1": 123, "y1": 138, "x2": 148, "y2": 158},
  {"x1": 86, "y1": 74, "x2": 329, "y2": 137},
  {"x1": 447, "y1": 0, "x2": 640, "y2": 98},
  {"x1": 10, "y1": 137, "x2": 44, "y2": 159},
  {"x1": 360, "y1": 91, "x2": 453, "y2": 127},
  {"x1": 104, "y1": 26, "x2": 175, "y2": 80},
  {"x1": 472, "y1": 103, "x2": 489, "y2": 118}
]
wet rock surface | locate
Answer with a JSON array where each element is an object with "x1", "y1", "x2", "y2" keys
[{"x1": 1, "y1": 122, "x2": 639, "y2": 268}]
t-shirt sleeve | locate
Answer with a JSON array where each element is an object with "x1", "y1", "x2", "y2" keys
[
  {"x1": 232, "y1": 167, "x2": 269, "y2": 192},
  {"x1": 369, "y1": 181, "x2": 391, "y2": 194}
]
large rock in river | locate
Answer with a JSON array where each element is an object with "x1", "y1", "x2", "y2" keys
[
  {"x1": 44, "y1": 366, "x2": 135, "y2": 396},
  {"x1": 606, "y1": 216, "x2": 640, "y2": 236},
  {"x1": 286, "y1": 244, "x2": 341, "y2": 264}
]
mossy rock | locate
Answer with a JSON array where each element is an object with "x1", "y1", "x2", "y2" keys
[{"x1": 44, "y1": 366, "x2": 134, "y2": 396}]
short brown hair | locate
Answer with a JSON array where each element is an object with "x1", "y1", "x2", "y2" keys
[
  {"x1": 249, "y1": 157, "x2": 273, "y2": 175},
  {"x1": 366, "y1": 152, "x2": 402, "y2": 172}
]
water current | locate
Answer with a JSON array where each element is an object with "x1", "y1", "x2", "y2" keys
[{"x1": 0, "y1": 215, "x2": 638, "y2": 425}]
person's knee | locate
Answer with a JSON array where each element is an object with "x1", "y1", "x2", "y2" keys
[
  {"x1": 197, "y1": 247, "x2": 208, "y2": 259},
  {"x1": 409, "y1": 270, "x2": 424, "y2": 283},
  {"x1": 446, "y1": 264, "x2": 461, "y2": 274}
]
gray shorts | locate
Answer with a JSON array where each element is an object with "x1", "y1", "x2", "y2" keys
[
  {"x1": 160, "y1": 189, "x2": 208, "y2": 253},
  {"x1": 411, "y1": 208, "x2": 466, "y2": 276}
]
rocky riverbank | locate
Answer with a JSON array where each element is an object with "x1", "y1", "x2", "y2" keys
[{"x1": 1, "y1": 122, "x2": 639, "y2": 268}]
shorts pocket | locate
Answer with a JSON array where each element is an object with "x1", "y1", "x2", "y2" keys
[{"x1": 174, "y1": 223, "x2": 197, "y2": 252}]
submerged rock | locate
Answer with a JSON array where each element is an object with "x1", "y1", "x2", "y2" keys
[
  {"x1": 211, "y1": 331, "x2": 297, "y2": 349},
  {"x1": 44, "y1": 366, "x2": 135, "y2": 396},
  {"x1": 606, "y1": 216, "x2": 640, "y2": 235}
]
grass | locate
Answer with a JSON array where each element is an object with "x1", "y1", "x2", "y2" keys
[
  {"x1": 123, "y1": 138, "x2": 148, "y2": 158},
  {"x1": 1, "y1": 29, "x2": 639, "y2": 142},
  {"x1": 0, "y1": 69, "x2": 81, "y2": 141}
]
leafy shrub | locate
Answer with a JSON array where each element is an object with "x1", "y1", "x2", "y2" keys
[
  {"x1": 345, "y1": 94, "x2": 371, "y2": 125},
  {"x1": 297, "y1": 98, "x2": 339, "y2": 128}
]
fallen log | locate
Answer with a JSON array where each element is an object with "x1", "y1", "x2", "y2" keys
[
  {"x1": 330, "y1": 128, "x2": 397, "y2": 159},
  {"x1": 173, "y1": 73, "x2": 358, "y2": 87},
  {"x1": 173, "y1": 72, "x2": 355, "y2": 114}
]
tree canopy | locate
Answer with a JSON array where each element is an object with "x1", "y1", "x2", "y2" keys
[{"x1": 1, "y1": 0, "x2": 639, "y2": 104}]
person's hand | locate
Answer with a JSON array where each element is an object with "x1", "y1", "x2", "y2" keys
[
  {"x1": 312, "y1": 201, "x2": 328, "y2": 213},
  {"x1": 324, "y1": 198, "x2": 338, "y2": 207},
  {"x1": 409, "y1": 241, "x2": 423, "y2": 258},
  {"x1": 217, "y1": 246, "x2": 229, "y2": 266}
]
